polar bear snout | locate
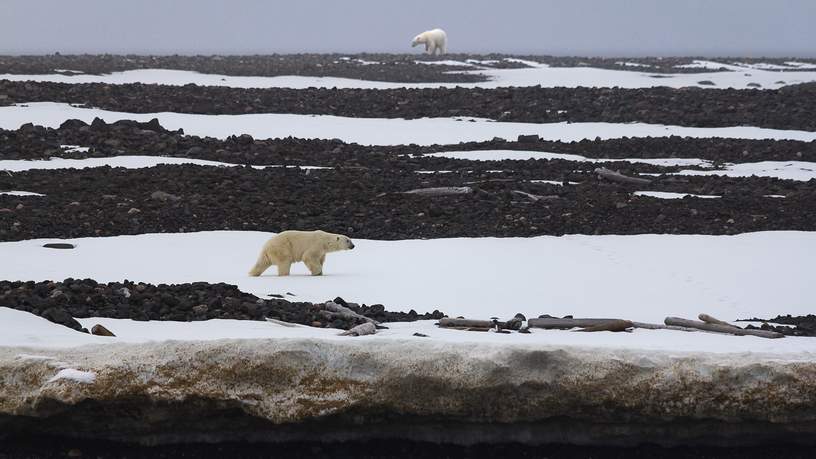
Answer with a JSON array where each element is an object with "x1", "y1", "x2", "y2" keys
[{"x1": 348, "y1": 241, "x2": 355, "y2": 249}]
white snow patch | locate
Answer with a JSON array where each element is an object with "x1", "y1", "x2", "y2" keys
[
  {"x1": 615, "y1": 61, "x2": 653, "y2": 68},
  {"x1": 633, "y1": 191, "x2": 721, "y2": 199},
  {"x1": 47, "y1": 368, "x2": 96, "y2": 384},
  {"x1": 529, "y1": 179, "x2": 580, "y2": 185},
  {"x1": 0, "y1": 231, "x2": 813, "y2": 327},
  {"x1": 60, "y1": 145, "x2": 91, "y2": 153},
  {"x1": 0, "y1": 190, "x2": 45, "y2": 197},
  {"x1": 0, "y1": 155, "x2": 329, "y2": 172},
  {"x1": 503, "y1": 58, "x2": 549, "y2": 68},
  {"x1": 4, "y1": 103, "x2": 814, "y2": 146},
  {"x1": 427, "y1": 150, "x2": 714, "y2": 167},
  {"x1": 674, "y1": 161, "x2": 816, "y2": 181},
  {"x1": 414, "y1": 60, "x2": 475, "y2": 67},
  {"x1": 785, "y1": 61, "x2": 816, "y2": 69},
  {"x1": 764, "y1": 194, "x2": 786, "y2": 198}
]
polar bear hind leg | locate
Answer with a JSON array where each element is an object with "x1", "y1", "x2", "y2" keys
[
  {"x1": 249, "y1": 252, "x2": 273, "y2": 277},
  {"x1": 303, "y1": 250, "x2": 324, "y2": 276}
]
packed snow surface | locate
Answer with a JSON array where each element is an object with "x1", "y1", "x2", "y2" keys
[
  {"x1": 46, "y1": 368, "x2": 97, "y2": 384},
  {"x1": 3, "y1": 103, "x2": 816, "y2": 146},
  {"x1": 1, "y1": 230, "x2": 812, "y2": 325},
  {"x1": 2, "y1": 59, "x2": 815, "y2": 89}
]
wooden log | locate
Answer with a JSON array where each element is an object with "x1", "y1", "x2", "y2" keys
[
  {"x1": 594, "y1": 167, "x2": 652, "y2": 185},
  {"x1": 528, "y1": 318, "x2": 624, "y2": 329},
  {"x1": 664, "y1": 317, "x2": 785, "y2": 339},
  {"x1": 575, "y1": 320, "x2": 634, "y2": 332},
  {"x1": 698, "y1": 313, "x2": 739, "y2": 328},
  {"x1": 402, "y1": 186, "x2": 473, "y2": 196},
  {"x1": 439, "y1": 318, "x2": 499, "y2": 329},
  {"x1": 323, "y1": 301, "x2": 379, "y2": 325},
  {"x1": 630, "y1": 321, "x2": 699, "y2": 332},
  {"x1": 340, "y1": 322, "x2": 377, "y2": 336}
]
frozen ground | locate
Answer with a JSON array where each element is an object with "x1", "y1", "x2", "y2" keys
[
  {"x1": 0, "y1": 230, "x2": 812, "y2": 334},
  {"x1": 3, "y1": 59, "x2": 816, "y2": 89},
  {"x1": 3, "y1": 103, "x2": 816, "y2": 145}
]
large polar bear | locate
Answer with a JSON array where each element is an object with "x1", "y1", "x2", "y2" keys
[
  {"x1": 412, "y1": 28, "x2": 447, "y2": 55},
  {"x1": 248, "y1": 230, "x2": 355, "y2": 277}
]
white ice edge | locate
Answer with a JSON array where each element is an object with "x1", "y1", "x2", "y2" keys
[
  {"x1": 3, "y1": 103, "x2": 816, "y2": 147},
  {"x1": 633, "y1": 191, "x2": 721, "y2": 199}
]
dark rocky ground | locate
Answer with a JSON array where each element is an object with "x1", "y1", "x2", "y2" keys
[
  {"x1": 2, "y1": 160, "x2": 815, "y2": 241},
  {"x1": 6, "y1": 54, "x2": 813, "y2": 80},
  {"x1": 4, "y1": 120, "x2": 816, "y2": 164},
  {"x1": 739, "y1": 315, "x2": 816, "y2": 337},
  {"x1": 0, "y1": 279, "x2": 443, "y2": 331},
  {"x1": 2, "y1": 437, "x2": 816, "y2": 459},
  {"x1": 4, "y1": 79, "x2": 816, "y2": 130}
]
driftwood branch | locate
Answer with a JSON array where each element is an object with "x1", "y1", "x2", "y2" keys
[
  {"x1": 510, "y1": 190, "x2": 560, "y2": 202},
  {"x1": 664, "y1": 317, "x2": 785, "y2": 339},
  {"x1": 402, "y1": 186, "x2": 473, "y2": 196},
  {"x1": 323, "y1": 301, "x2": 379, "y2": 325},
  {"x1": 594, "y1": 167, "x2": 652, "y2": 185}
]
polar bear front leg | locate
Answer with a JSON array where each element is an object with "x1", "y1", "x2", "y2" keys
[
  {"x1": 426, "y1": 42, "x2": 436, "y2": 55},
  {"x1": 303, "y1": 250, "x2": 324, "y2": 276}
]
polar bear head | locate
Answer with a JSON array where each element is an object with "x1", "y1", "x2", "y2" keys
[
  {"x1": 325, "y1": 232, "x2": 355, "y2": 252},
  {"x1": 411, "y1": 33, "x2": 426, "y2": 47}
]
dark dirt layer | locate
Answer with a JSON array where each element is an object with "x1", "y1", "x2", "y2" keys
[
  {"x1": 4, "y1": 80, "x2": 816, "y2": 131},
  {"x1": 2, "y1": 162, "x2": 815, "y2": 242},
  {"x1": 3, "y1": 120, "x2": 816, "y2": 165},
  {"x1": 738, "y1": 315, "x2": 816, "y2": 337},
  {"x1": 2, "y1": 437, "x2": 815, "y2": 459},
  {"x1": 0, "y1": 280, "x2": 443, "y2": 332},
  {"x1": 4, "y1": 54, "x2": 805, "y2": 79}
]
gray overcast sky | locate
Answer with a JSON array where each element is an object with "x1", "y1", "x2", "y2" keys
[{"x1": 1, "y1": 0, "x2": 814, "y2": 57}]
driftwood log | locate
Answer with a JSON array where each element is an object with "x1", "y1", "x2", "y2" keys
[
  {"x1": 698, "y1": 313, "x2": 739, "y2": 328},
  {"x1": 665, "y1": 317, "x2": 785, "y2": 339},
  {"x1": 340, "y1": 322, "x2": 377, "y2": 336},
  {"x1": 594, "y1": 167, "x2": 652, "y2": 185},
  {"x1": 528, "y1": 318, "x2": 626, "y2": 329},
  {"x1": 322, "y1": 301, "x2": 379, "y2": 325},
  {"x1": 574, "y1": 320, "x2": 634, "y2": 332}
]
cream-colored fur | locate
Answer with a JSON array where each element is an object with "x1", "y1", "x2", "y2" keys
[
  {"x1": 248, "y1": 230, "x2": 354, "y2": 277},
  {"x1": 411, "y1": 28, "x2": 448, "y2": 55}
]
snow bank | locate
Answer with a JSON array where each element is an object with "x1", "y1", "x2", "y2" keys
[
  {"x1": 427, "y1": 149, "x2": 714, "y2": 167},
  {"x1": 3, "y1": 61, "x2": 815, "y2": 89},
  {"x1": 3, "y1": 103, "x2": 816, "y2": 146},
  {"x1": 1, "y1": 337, "x2": 815, "y2": 445}
]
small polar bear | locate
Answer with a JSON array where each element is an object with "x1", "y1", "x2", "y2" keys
[
  {"x1": 249, "y1": 230, "x2": 355, "y2": 277},
  {"x1": 412, "y1": 28, "x2": 447, "y2": 55}
]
